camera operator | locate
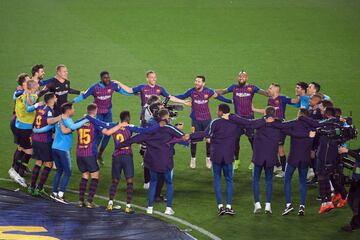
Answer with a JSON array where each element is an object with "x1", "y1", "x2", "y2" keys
[
  {"x1": 338, "y1": 147, "x2": 360, "y2": 232},
  {"x1": 299, "y1": 107, "x2": 346, "y2": 213}
]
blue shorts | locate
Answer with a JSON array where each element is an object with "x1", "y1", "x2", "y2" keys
[
  {"x1": 77, "y1": 156, "x2": 99, "y2": 173},
  {"x1": 112, "y1": 155, "x2": 134, "y2": 180},
  {"x1": 192, "y1": 119, "x2": 212, "y2": 132},
  {"x1": 33, "y1": 141, "x2": 53, "y2": 162}
]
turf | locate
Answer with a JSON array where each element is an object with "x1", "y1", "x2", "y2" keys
[{"x1": 0, "y1": 0, "x2": 360, "y2": 239}]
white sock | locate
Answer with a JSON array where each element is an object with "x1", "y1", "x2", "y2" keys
[
  {"x1": 58, "y1": 191, "x2": 64, "y2": 198},
  {"x1": 166, "y1": 207, "x2": 172, "y2": 211},
  {"x1": 108, "y1": 200, "x2": 113, "y2": 205},
  {"x1": 286, "y1": 203, "x2": 291, "y2": 208},
  {"x1": 126, "y1": 204, "x2": 131, "y2": 208},
  {"x1": 226, "y1": 204, "x2": 231, "y2": 209},
  {"x1": 218, "y1": 204, "x2": 223, "y2": 209},
  {"x1": 266, "y1": 202, "x2": 271, "y2": 208},
  {"x1": 191, "y1": 157, "x2": 196, "y2": 161},
  {"x1": 53, "y1": 192, "x2": 57, "y2": 197},
  {"x1": 206, "y1": 157, "x2": 210, "y2": 160},
  {"x1": 147, "y1": 206, "x2": 153, "y2": 210},
  {"x1": 300, "y1": 205, "x2": 305, "y2": 208}
]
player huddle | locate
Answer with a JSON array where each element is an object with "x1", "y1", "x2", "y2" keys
[{"x1": 9, "y1": 64, "x2": 351, "y2": 217}]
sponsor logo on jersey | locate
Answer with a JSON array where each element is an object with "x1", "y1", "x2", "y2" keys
[
  {"x1": 97, "y1": 95, "x2": 111, "y2": 100},
  {"x1": 194, "y1": 99, "x2": 208, "y2": 104},
  {"x1": 235, "y1": 92, "x2": 251, "y2": 97}
]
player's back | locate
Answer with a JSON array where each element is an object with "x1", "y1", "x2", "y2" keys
[
  {"x1": 76, "y1": 121, "x2": 97, "y2": 157},
  {"x1": 32, "y1": 106, "x2": 53, "y2": 143},
  {"x1": 112, "y1": 126, "x2": 132, "y2": 156}
]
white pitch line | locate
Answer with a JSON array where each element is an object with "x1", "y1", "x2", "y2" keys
[{"x1": 0, "y1": 177, "x2": 221, "y2": 240}]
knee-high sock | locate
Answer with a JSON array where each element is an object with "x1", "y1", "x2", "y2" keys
[
  {"x1": 191, "y1": 143, "x2": 197, "y2": 158},
  {"x1": 126, "y1": 182, "x2": 133, "y2": 204},
  {"x1": 31, "y1": 165, "x2": 41, "y2": 188},
  {"x1": 13, "y1": 149, "x2": 24, "y2": 170},
  {"x1": 79, "y1": 178, "x2": 88, "y2": 202},
  {"x1": 280, "y1": 155, "x2": 287, "y2": 171},
  {"x1": 206, "y1": 142, "x2": 210, "y2": 158},
  {"x1": 87, "y1": 178, "x2": 99, "y2": 203},
  {"x1": 109, "y1": 179, "x2": 119, "y2": 201},
  {"x1": 318, "y1": 178, "x2": 331, "y2": 202},
  {"x1": 37, "y1": 166, "x2": 51, "y2": 190},
  {"x1": 19, "y1": 153, "x2": 31, "y2": 177}
]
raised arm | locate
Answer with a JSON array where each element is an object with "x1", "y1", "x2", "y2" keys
[
  {"x1": 215, "y1": 84, "x2": 233, "y2": 95},
  {"x1": 174, "y1": 88, "x2": 193, "y2": 100},
  {"x1": 211, "y1": 90, "x2": 232, "y2": 103},
  {"x1": 228, "y1": 114, "x2": 265, "y2": 129},
  {"x1": 47, "y1": 115, "x2": 61, "y2": 125},
  {"x1": 73, "y1": 85, "x2": 95, "y2": 103},
  {"x1": 111, "y1": 80, "x2": 134, "y2": 94},
  {"x1": 33, "y1": 124, "x2": 54, "y2": 133},
  {"x1": 59, "y1": 121, "x2": 72, "y2": 134}
]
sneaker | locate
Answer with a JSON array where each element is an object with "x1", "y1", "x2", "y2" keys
[
  {"x1": 106, "y1": 202, "x2": 113, "y2": 212},
  {"x1": 190, "y1": 158, "x2": 196, "y2": 169},
  {"x1": 225, "y1": 207, "x2": 236, "y2": 215},
  {"x1": 206, "y1": 157, "x2": 212, "y2": 169},
  {"x1": 218, "y1": 207, "x2": 226, "y2": 216},
  {"x1": 164, "y1": 207, "x2": 175, "y2": 215},
  {"x1": 125, "y1": 206, "x2": 135, "y2": 214},
  {"x1": 275, "y1": 171, "x2": 285, "y2": 178},
  {"x1": 318, "y1": 202, "x2": 334, "y2": 214},
  {"x1": 273, "y1": 166, "x2": 282, "y2": 174},
  {"x1": 298, "y1": 205, "x2": 305, "y2": 216},
  {"x1": 248, "y1": 162, "x2": 254, "y2": 170},
  {"x1": 337, "y1": 197, "x2": 347, "y2": 208},
  {"x1": 306, "y1": 168, "x2": 315, "y2": 181},
  {"x1": 233, "y1": 160, "x2": 240, "y2": 170},
  {"x1": 143, "y1": 182, "x2": 150, "y2": 190},
  {"x1": 146, "y1": 207, "x2": 153, "y2": 215},
  {"x1": 54, "y1": 195, "x2": 69, "y2": 204},
  {"x1": 331, "y1": 193, "x2": 341, "y2": 204},
  {"x1": 78, "y1": 201, "x2": 85, "y2": 208},
  {"x1": 265, "y1": 203, "x2": 272, "y2": 214},
  {"x1": 86, "y1": 202, "x2": 96, "y2": 209},
  {"x1": 316, "y1": 195, "x2": 322, "y2": 201},
  {"x1": 254, "y1": 202, "x2": 262, "y2": 214},
  {"x1": 282, "y1": 204, "x2": 294, "y2": 216},
  {"x1": 35, "y1": 188, "x2": 49, "y2": 198},
  {"x1": 9, "y1": 168, "x2": 27, "y2": 187},
  {"x1": 50, "y1": 192, "x2": 57, "y2": 201}
]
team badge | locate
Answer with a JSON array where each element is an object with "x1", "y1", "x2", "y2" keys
[
  {"x1": 156, "y1": 89, "x2": 161, "y2": 94},
  {"x1": 247, "y1": 87, "x2": 252, "y2": 92},
  {"x1": 275, "y1": 100, "x2": 280, "y2": 104},
  {"x1": 204, "y1": 94, "x2": 209, "y2": 99},
  {"x1": 108, "y1": 89, "x2": 112, "y2": 94},
  {"x1": 65, "y1": 84, "x2": 68, "y2": 88}
]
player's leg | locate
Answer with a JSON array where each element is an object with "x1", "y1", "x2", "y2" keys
[
  {"x1": 57, "y1": 150, "x2": 72, "y2": 203},
  {"x1": 329, "y1": 173, "x2": 348, "y2": 208},
  {"x1": 318, "y1": 171, "x2": 334, "y2": 213},
  {"x1": 298, "y1": 167, "x2": 308, "y2": 216},
  {"x1": 203, "y1": 120, "x2": 212, "y2": 169},
  {"x1": 85, "y1": 156, "x2": 100, "y2": 208},
  {"x1": 143, "y1": 166, "x2": 150, "y2": 189},
  {"x1": 223, "y1": 162, "x2": 235, "y2": 215},
  {"x1": 283, "y1": 163, "x2": 295, "y2": 216},
  {"x1": 252, "y1": 164, "x2": 262, "y2": 213},
  {"x1": 98, "y1": 111, "x2": 112, "y2": 158},
  {"x1": 51, "y1": 149, "x2": 63, "y2": 200},
  {"x1": 155, "y1": 174, "x2": 165, "y2": 202},
  {"x1": 147, "y1": 170, "x2": 159, "y2": 214},
  {"x1": 233, "y1": 127, "x2": 243, "y2": 170},
  {"x1": 95, "y1": 113, "x2": 106, "y2": 164},
  {"x1": 36, "y1": 160, "x2": 53, "y2": 196},
  {"x1": 29, "y1": 159, "x2": 42, "y2": 194},
  {"x1": 17, "y1": 129, "x2": 33, "y2": 177},
  {"x1": 190, "y1": 120, "x2": 199, "y2": 169},
  {"x1": 245, "y1": 127, "x2": 255, "y2": 170},
  {"x1": 163, "y1": 169, "x2": 174, "y2": 215},
  {"x1": 123, "y1": 155, "x2": 135, "y2": 213},
  {"x1": 264, "y1": 166, "x2": 274, "y2": 214},
  {"x1": 79, "y1": 171, "x2": 89, "y2": 207},
  {"x1": 212, "y1": 162, "x2": 224, "y2": 215},
  {"x1": 107, "y1": 155, "x2": 121, "y2": 211},
  {"x1": 275, "y1": 135, "x2": 287, "y2": 178}
]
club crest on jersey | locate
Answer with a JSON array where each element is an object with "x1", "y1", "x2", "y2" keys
[
  {"x1": 204, "y1": 94, "x2": 209, "y2": 99},
  {"x1": 107, "y1": 89, "x2": 112, "y2": 93},
  {"x1": 65, "y1": 84, "x2": 68, "y2": 88},
  {"x1": 156, "y1": 89, "x2": 161, "y2": 94},
  {"x1": 275, "y1": 100, "x2": 280, "y2": 104},
  {"x1": 38, "y1": 109, "x2": 45, "y2": 115},
  {"x1": 247, "y1": 87, "x2": 253, "y2": 92}
]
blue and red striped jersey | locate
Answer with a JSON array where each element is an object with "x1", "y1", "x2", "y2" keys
[{"x1": 32, "y1": 106, "x2": 54, "y2": 143}]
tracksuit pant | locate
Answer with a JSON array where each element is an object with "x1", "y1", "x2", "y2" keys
[
  {"x1": 253, "y1": 164, "x2": 274, "y2": 203},
  {"x1": 148, "y1": 169, "x2": 173, "y2": 208},
  {"x1": 284, "y1": 163, "x2": 308, "y2": 205},
  {"x1": 52, "y1": 149, "x2": 72, "y2": 193},
  {"x1": 212, "y1": 162, "x2": 233, "y2": 206}
]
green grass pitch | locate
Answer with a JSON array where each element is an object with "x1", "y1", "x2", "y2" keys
[{"x1": 0, "y1": 0, "x2": 359, "y2": 239}]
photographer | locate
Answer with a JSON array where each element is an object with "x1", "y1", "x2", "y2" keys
[
  {"x1": 299, "y1": 107, "x2": 347, "y2": 213},
  {"x1": 338, "y1": 147, "x2": 360, "y2": 232}
]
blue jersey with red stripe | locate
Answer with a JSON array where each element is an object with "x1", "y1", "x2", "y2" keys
[
  {"x1": 132, "y1": 84, "x2": 170, "y2": 107},
  {"x1": 267, "y1": 95, "x2": 292, "y2": 120},
  {"x1": 76, "y1": 121, "x2": 104, "y2": 157},
  {"x1": 32, "y1": 106, "x2": 54, "y2": 143}
]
